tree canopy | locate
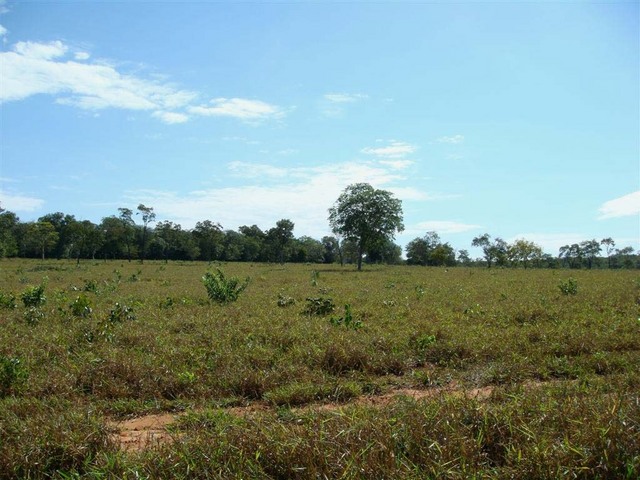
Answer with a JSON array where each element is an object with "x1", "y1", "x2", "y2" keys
[{"x1": 328, "y1": 183, "x2": 404, "y2": 270}]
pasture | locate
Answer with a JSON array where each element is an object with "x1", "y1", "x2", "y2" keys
[{"x1": 0, "y1": 259, "x2": 638, "y2": 478}]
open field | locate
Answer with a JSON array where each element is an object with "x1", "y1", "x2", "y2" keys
[{"x1": 1, "y1": 259, "x2": 638, "y2": 479}]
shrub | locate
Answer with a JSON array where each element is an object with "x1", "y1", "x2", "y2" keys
[
  {"x1": 108, "y1": 303, "x2": 135, "y2": 323},
  {"x1": 303, "y1": 296, "x2": 335, "y2": 316},
  {"x1": 0, "y1": 356, "x2": 27, "y2": 397},
  {"x1": 69, "y1": 294, "x2": 93, "y2": 318},
  {"x1": 20, "y1": 284, "x2": 46, "y2": 307},
  {"x1": 202, "y1": 269, "x2": 250, "y2": 304},
  {"x1": 0, "y1": 291, "x2": 16, "y2": 309},
  {"x1": 558, "y1": 277, "x2": 578, "y2": 295},
  {"x1": 329, "y1": 304, "x2": 363, "y2": 330}
]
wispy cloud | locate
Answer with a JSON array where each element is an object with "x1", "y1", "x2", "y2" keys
[
  {"x1": 437, "y1": 134, "x2": 464, "y2": 144},
  {"x1": 151, "y1": 111, "x2": 189, "y2": 124},
  {"x1": 0, "y1": 39, "x2": 287, "y2": 125},
  {"x1": 361, "y1": 141, "x2": 416, "y2": 158},
  {"x1": 597, "y1": 191, "x2": 640, "y2": 219},
  {"x1": 188, "y1": 97, "x2": 285, "y2": 122},
  {"x1": 0, "y1": 189, "x2": 45, "y2": 212},
  {"x1": 324, "y1": 93, "x2": 368, "y2": 103},
  {"x1": 0, "y1": 24, "x2": 7, "y2": 38}
]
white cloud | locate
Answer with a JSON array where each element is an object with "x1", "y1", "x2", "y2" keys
[
  {"x1": 74, "y1": 51, "x2": 90, "y2": 61},
  {"x1": 0, "y1": 190, "x2": 45, "y2": 212},
  {"x1": 437, "y1": 134, "x2": 464, "y2": 144},
  {"x1": 412, "y1": 220, "x2": 482, "y2": 234},
  {"x1": 188, "y1": 97, "x2": 284, "y2": 121},
  {"x1": 124, "y1": 160, "x2": 433, "y2": 238},
  {"x1": 0, "y1": 40, "x2": 198, "y2": 119},
  {"x1": 152, "y1": 111, "x2": 189, "y2": 124},
  {"x1": 597, "y1": 191, "x2": 640, "y2": 219},
  {"x1": 14, "y1": 40, "x2": 67, "y2": 60},
  {"x1": 361, "y1": 141, "x2": 416, "y2": 158},
  {"x1": 0, "y1": 24, "x2": 7, "y2": 37},
  {"x1": 324, "y1": 93, "x2": 368, "y2": 103},
  {"x1": 379, "y1": 159, "x2": 414, "y2": 170}
]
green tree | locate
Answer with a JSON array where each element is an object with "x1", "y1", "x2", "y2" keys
[
  {"x1": 136, "y1": 204, "x2": 156, "y2": 263},
  {"x1": 193, "y1": 220, "x2": 223, "y2": 261},
  {"x1": 601, "y1": 238, "x2": 615, "y2": 269},
  {"x1": 27, "y1": 221, "x2": 59, "y2": 260},
  {"x1": 580, "y1": 239, "x2": 601, "y2": 269},
  {"x1": 0, "y1": 209, "x2": 20, "y2": 258},
  {"x1": 328, "y1": 183, "x2": 404, "y2": 271},
  {"x1": 321, "y1": 235, "x2": 340, "y2": 264},
  {"x1": 457, "y1": 249, "x2": 472, "y2": 266},
  {"x1": 266, "y1": 219, "x2": 295, "y2": 264},
  {"x1": 118, "y1": 208, "x2": 136, "y2": 262},
  {"x1": 472, "y1": 234, "x2": 507, "y2": 268},
  {"x1": 508, "y1": 239, "x2": 544, "y2": 269},
  {"x1": 37, "y1": 212, "x2": 76, "y2": 258}
]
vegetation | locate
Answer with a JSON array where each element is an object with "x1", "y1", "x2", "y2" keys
[{"x1": 0, "y1": 258, "x2": 638, "y2": 478}]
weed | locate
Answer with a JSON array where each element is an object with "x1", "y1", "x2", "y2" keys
[
  {"x1": 23, "y1": 306, "x2": 45, "y2": 325},
  {"x1": 303, "y1": 296, "x2": 335, "y2": 316},
  {"x1": 69, "y1": 294, "x2": 93, "y2": 318},
  {"x1": 83, "y1": 279, "x2": 99, "y2": 293},
  {"x1": 310, "y1": 269, "x2": 320, "y2": 286},
  {"x1": 0, "y1": 291, "x2": 17, "y2": 309},
  {"x1": 202, "y1": 269, "x2": 250, "y2": 304},
  {"x1": 20, "y1": 283, "x2": 46, "y2": 307},
  {"x1": 277, "y1": 293, "x2": 296, "y2": 307},
  {"x1": 0, "y1": 356, "x2": 27, "y2": 397},
  {"x1": 108, "y1": 303, "x2": 135, "y2": 323},
  {"x1": 330, "y1": 304, "x2": 363, "y2": 330},
  {"x1": 559, "y1": 277, "x2": 578, "y2": 295}
]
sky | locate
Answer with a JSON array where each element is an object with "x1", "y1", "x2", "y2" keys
[{"x1": 1, "y1": 0, "x2": 639, "y2": 257}]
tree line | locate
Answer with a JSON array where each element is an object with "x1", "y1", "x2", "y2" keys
[{"x1": 0, "y1": 183, "x2": 636, "y2": 269}]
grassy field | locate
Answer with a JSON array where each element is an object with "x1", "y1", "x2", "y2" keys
[{"x1": 0, "y1": 259, "x2": 638, "y2": 479}]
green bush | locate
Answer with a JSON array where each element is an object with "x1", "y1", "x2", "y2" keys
[
  {"x1": 0, "y1": 356, "x2": 27, "y2": 397},
  {"x1": 303, "y1": 296, "x2": 335, "y2": 316},
  {"x1": 202, "y1": 269, "x2": 250, "y2": 304},
  {"x1": 20, "y1": 284, "x2": 46, "y2": 307},
  {"x1": 69, "y1": 294, "x2": 93, "y2": 318},
  {"x1": 559, "y1": 277, "x2": 578, "y2": 295},
  {"x1": 0, "y1": 292, "x2": 16, "y2": 309}
]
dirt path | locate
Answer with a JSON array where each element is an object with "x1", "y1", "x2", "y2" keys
[{"x1": 108, "y1": 383, "x2": 497, "y2": 452}]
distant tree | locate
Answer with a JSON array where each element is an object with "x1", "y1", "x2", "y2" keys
[
  {"x1": 27, "y1": 221, "x2": 59, "y2": 260},
  {"x1": 238, "y1": 225, "x2": 267, "y2": 261},
  {"x1": 406, "y1": 231, "x2": 444, "y2": 266},
  {"x1": 321, "y1": 236, "x2": 339, "y2": 264},
  {"x1": 118, "y1": 208, "x2": 136, "y2": 262},
  {"x1": 457, "y1": 249, "x2": 472, "y2": 266},
  {"x1": 266, "y1": 219, "x2": 295, "y2": 264},
  {"x1": 0, "y1": 209, "x2": 20, "y2": 257},
  {"x1": 292, "y1": 236, "x2": 324, "y2": 263},
  {"x1": 38, "y1": 212, "x2": 76, "y2": 258},
  {"x1": 472, "y1": 234, "x2": 508, "y2": 268},
  {"x1": 367, "y1": 238, "x2": 403, "y2": 265},
  {"x1": 613, "y1": 246, "x2": 636, "y2": 269},
  {"x1": 69, "y1": 220, "x2": 103, "y2": 263},
  {"x1": 601, "y1": 238, "x2": 615, "y2": 268},
  {"x1": 153, "y1": 221, "x2": 199, "y2": 261},
  {"x1": 193, "y1": 220, "x2": 224, "y2": 261},
  {"x1": 429, "y1": 242, "x2": 456, "y2": 266},
  {"x1": 580, "y1": 239, "x2": 601, "y2": 269},
  {"x1": 508, "y1": 239, "x2": 544, "y2": 269},
  {"x1": 328, "y1": 183, "x2": 404, "y2": 271},
  {"x1": 136, "y1": 204, "x2": 156, "y2": 263},
  {"x1": 559, "y1": 243, "x2": 583, "y2": 269}
]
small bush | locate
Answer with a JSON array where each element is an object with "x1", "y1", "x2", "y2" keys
[
  {"x1": 0, "y1": 291, "x2": 17, "y2": 309},
  {"x1": 277, "y1": 293, "x2": 296, "y2": 307},
  {"x1": 69, "y1": 294, "x2": 93, "y2": 318},
  {"x1": 108, "y1": 303, "x2": 135, "y2": 323},
  {"x1": 20, "y1": 284, "x2": 46, "y2": 307},
  {"x1": 0, "y1": 356, "x2": 27, "y2": 397},
  {"x1": 330, "y1": 304, "x2": 363, "y2": 330},
  {"x1": 303, "y1": 296, "x2": 335, "y2": 316},
  {"x1": 202, "y1": 269, "x2": 250, "y2": 304},
  {"x1": 559, "y1": 277, "x2": 578, "y2": 295}
]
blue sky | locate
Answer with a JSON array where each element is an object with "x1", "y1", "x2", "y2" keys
[{"x1": 1, "y1": 0, "x2": 638, "y2": 256}]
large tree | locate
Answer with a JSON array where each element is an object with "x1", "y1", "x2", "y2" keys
[{"x1": 328, "y1": 183, "x2": 404, "y2": 271}]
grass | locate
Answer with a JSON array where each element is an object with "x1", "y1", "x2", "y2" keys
[{"x1": 0, "y1": 259, "x2": 638, "y2": 478}]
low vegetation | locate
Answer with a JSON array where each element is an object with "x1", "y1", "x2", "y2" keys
[{"x1": 0, "y1": 259, "x2": 638, "y2": 478}]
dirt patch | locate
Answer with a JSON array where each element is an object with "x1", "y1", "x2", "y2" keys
[
  {"x1": 105, "y1": 383, "x2": 511, "y2": 452},
  {"x1": 109, "y1": 413, "x2": 178, "y2": 452}
]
